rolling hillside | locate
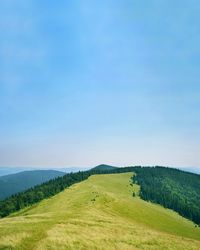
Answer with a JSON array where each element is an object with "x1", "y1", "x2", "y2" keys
[
  {"x1": 0, "y1": 172, "x2": 199, "y2": 249},
  {"x1": 0, "y1": 170, "x2": 65, "y2": 200}
]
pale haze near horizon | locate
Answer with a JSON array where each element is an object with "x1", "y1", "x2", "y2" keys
[{"x1": 0, "y1": 1, "x2": 200, "y2": 168}]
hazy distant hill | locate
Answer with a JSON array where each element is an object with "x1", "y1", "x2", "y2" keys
[
  {"x1": 180, "y1": 167, "x2": 200, "y2": 175},
  {"x1": 0, "y1": 167, "x2": 89, "y2": 177},
  {"x1": 0, "y1": 170, "x2": 65, "y2": 200},
  {"x1": 91, "y1": 164, "x2": 118, "y2": 171},
  {"x1": 0, "y1": 167, "x2": 34, "y2": 177}
]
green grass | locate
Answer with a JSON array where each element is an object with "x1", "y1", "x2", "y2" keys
[{"x1": 0, "y1": 172, "x2": 200, "y2": 249}]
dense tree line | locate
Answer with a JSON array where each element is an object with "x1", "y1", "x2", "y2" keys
[
  {"x1": 1, "y1": 165, "x2": 200, "y2": 226},
  {"x1": 133, "y1": 166, "x2": 200, "y2": 225},
  {"x1": 0, "y1": 170, "x2": 93, "y2": 217},
  {"x1": 0, "y1": 167, "x2": 134, "y2": 218}
]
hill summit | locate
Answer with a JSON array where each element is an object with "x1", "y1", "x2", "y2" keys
[{"x1": 91, "y1": 164, "x2": 118, "y2": 171}]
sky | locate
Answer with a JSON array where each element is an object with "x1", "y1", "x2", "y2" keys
[{"x1": 0, "y1": 0, "x2": 200, "y2": 168}]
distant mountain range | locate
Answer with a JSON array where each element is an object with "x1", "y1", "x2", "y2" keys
[
  {"x1": 0, "y1": 170, "x2": 66, "y2": 200},
  {"x1": 0, "y1": 167, "x2": 89, "y2": 177},
  {"x1": 0, "y1": 167, "x2": 33, "y2": 177},
  {"x1": 179, "y1": 167, "x2": 200, "y2": 175}
]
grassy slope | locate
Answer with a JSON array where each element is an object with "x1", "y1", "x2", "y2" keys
[{"x1": 0, "y1": 173, "x2": 200, "y2": 250}]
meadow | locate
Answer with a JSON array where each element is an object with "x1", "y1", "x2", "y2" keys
[{"x1": 0, "y1": 172, "x2": 199, "y2": 249}]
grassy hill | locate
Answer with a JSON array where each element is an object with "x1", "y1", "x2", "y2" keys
[
  {"x1": 0, "y1": 172, "x2": 199, "y2": 249},
  {"x1": 0, "y1": 170, "x2": 65, "y2": 200}
]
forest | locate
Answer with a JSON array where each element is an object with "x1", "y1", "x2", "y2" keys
[
  {"x1": 0, "y1": 167, "x2": 121, "y2": 217},
  {"x1": 0, "y1": 166, "x2": 200, "y2": 226},
  {"x1": 133, "y1": 167, "x2": 200, "y2": 225},
  {"x1": 0, "y1": 170, "x2": 92, "y2": 217}
]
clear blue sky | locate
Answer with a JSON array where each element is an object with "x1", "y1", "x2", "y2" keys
[{"x1": 0, "y1": 0, "x2": 200, "y2": 167}]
